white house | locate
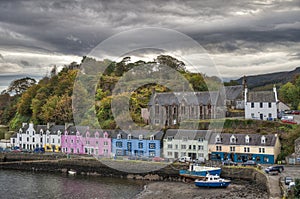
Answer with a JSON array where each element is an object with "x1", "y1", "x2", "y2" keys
[
  {"x1": 11, "y1": 123, "x2": 64, "y2": 152},
  {"x1": 244, "y1": 85, "x2": 278, "y2": 120},
  {"x1": 163, "y1": 129, "x2": 212, "y2": 161}
]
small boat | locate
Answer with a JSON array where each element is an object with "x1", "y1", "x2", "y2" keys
[
  {"x1": 179, "y1": 163, "x2": 221, "y2": 179},
  {"x1": 194, "y1": 174, "x2": 231, "y2": 188},
  {"x1": 68, "y1": 170, "x2": 77, "y2": 175}
]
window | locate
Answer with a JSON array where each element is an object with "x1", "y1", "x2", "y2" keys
[
  {"x1": 189, "y1": 145, "x2": 192, "y2": 150},
  {"x1": 167, "y1": 144, "x2": 172, "y2": 149},
  {"x1": 76, "y1": 148, "x2": 80, "y2": 153},
  {"x1": 167, "y1": 152, "x2": 173, "y2": 156},
  {"x1": 116, "y1": 149, "x2": 122, "y2": 156},
  {"x1": 251, "y1": 102, "x2": 254, "y2": 108},
  {"x1": 198, "y1": 153, "x2": 204, "y2": 157},
  {"x1": 71, "y1": 139, "x2": 74, "y2": 143},
  {"x1": 150, "y1": 135, "x2": 154, "y2": 140},
  {"x1": 193, "y1": 145, "x2": 196, "y2": 150},
  {"x1": 268, "y1": 113, "x2": 272, "y2": 118},
  {"x1": 128, "y1": 134, "x2": 132, "y2": 140},
  {"x1": 139, "y1": 135, "x2": 143, "y2": 140},
  {"x1": 245, "y1": 135, "x2": 250, "y2": 143},
  {"x1": 155, "y1": 119, "x2": 160, "y2": 124},
  {"x1": 71, "y1": 148, "x2": 74, "y2": 153},
  {"x1": 198, "y1": 138, "x2": 204, "y2": 142},
  {"x1": 91, "y1": 148, "x2": 94, "y2": 154},
  {"x1": 259, "y1": 148, "x2": 265, "y2": 153},
  {"x1": 95, "y1": 134, "x2": 99, "y2": 138},
  {"x1": 181, "y1": 152, "x2": 186, "y2": 157},
  {"x1": 251, "y1": 113, "x2": 255, "y2": 118},
  {"x1": 65, "y1": 139, "x2": 67, "y2": 143},
  {"x1": 138, "y1": 142, "x2": 143, "y2": 149},
  {"x1": 244, "y1": 147, "x2": 250, "y2": 153},
  {"x1": 58, "y1": 139, "x2": 60, "y2": 144},
  {"x1": 104, "y1": 133, "x2": 108, "y2": 138},
  {"x1": 96, "y1": 141, "x2": 98, "y2": 145},
  {"x1": 261, "y1": 136, "x2": 266, "y2": 144},
  {"x1": 127, "y1": 142, "x2": 132, "y2": 151},
  {"x1": 32, "y1": 131, "x2": 35, "y2": 135},
  {"x1": 117, "y1": 134, "x2": 121, "y2": 139},
  {"x1": 216, "y1": 146, "x2": 222, "y2": 151},
  {"x1": 116, "y1": 141, "x2": 123, "y2": 148},
  {"x1": 20, "y1": 137, "x2": 22, "y2": 141},
  {"x1": 104, "y1": 141, "x2": 108, "y2": 146},
  {"x1": 149, "y1": 151, "x2": 155, "y2": 157},
  {"x1": 268, "y1": 102, "x2": 272, "y2": 108},
  {"x1": 230, "y1": 135, "x2": 236, "y2": 143},
  {"x1": 76, "y1": 139, "x2": 79, "y2": 143},
  {"x1": 27, "y1": 137, "x2": 29, "y2": 142},
  {"x1": 198, "y1": 145, "x2": 204, "y2": 150},
  {"x1": 181, "y1": 145, "x2": 186, "y2": 149},
  {"x1": 175, "y1": 144, "x2": 178, "y2": 149},
  {"x1": 260, "y1": 102, "x2": 263, "y2": 108},
  {"x1": 182, "y1": 137, "x2": 188, "y2": 142},
  {"x1": 32, "y1": 137, "x2": 35, "y2": 142},
  {"x1": 167, "y1": 136, "x2": 173, "y2": 141},
  {"x1": 149, "y1": 143, "x2": 156, "y2": 149},
  {"x1": 230, "y1": 146, "x2": 235, "y2": 152},
  {"x1": 215, "y1": 134, "x2": 221, "y2": 143}
]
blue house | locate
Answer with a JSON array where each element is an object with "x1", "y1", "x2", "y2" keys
[{"x1": 111, "y1": 130, "x2": 163, "y2": 158}]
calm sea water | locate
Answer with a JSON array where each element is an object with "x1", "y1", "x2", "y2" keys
[{"x1": 0, "y1": 170, "x2": 144, "y2": 199}]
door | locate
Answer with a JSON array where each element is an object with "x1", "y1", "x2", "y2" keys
[
  {"x1": 260, "y1": 113, "x2": 263, "y2": 120},
  {"x1": 174, "y1": 152, "x2": 178, "y2": 159}
]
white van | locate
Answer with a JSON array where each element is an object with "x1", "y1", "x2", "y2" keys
[
  {"x1": 178, "y1": 156, "x2": 191, "y2": 163},
  {"x1": 281, "y1": 115, "x2": 294, "y2": 120}
]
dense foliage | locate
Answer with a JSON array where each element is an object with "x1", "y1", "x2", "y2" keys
[{"x1": 279, "y1": 74, "x2": 300, "y2": 110}]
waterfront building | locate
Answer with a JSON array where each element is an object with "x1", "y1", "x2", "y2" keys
[
  {"x1": 111, "y1": 130, "x2": 163, "y2": 158},
  {"x1": 163, "y1": 129, "x2": 212, "y2": 161},
  {"x1": 208, "y1": 133, "x2": 281, "y2": 164},
  {"x1": 10, "y1": 122, "x2": 63, "y2": 152},
  {"x1": 244, "y1": 85, "x2": 278, "y2": 120},
  {"x1": 61, "y1": 126, "x2": 112, "y2": 157}
]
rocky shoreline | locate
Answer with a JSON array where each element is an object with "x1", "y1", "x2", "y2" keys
[{"x1": 134, "y1": 180, "x2": 268, "y2": 199}]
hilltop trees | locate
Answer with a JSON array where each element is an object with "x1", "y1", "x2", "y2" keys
[{"x1": 279, "y1": 75, "x2": 300, "y2": 110}]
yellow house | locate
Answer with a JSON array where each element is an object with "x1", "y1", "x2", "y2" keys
[{"x1": 208, "y1": 133, "x2": 281, "y2": 164}]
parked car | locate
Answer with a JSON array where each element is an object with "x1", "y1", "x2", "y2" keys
[
  {"x1": 265, "y1": 165, "x2": 284, "y2": 174},
  {"x1": 222, "y1": 160, "x2": 238, "y2": 166},
  {"x1": 152, "y1": 156, "x2": 165, "y2": 162},
  {"x1": 291, "y1": 110, "x2": 300, "y2": 115},
  {"x1": 285, "y1": 176, "x2": 293, "y2": 185},
  {"x1": 178, "y1": 156, "x2": 192, "y2": 163},
  {"x1": 289, "y1": 181, "x2": 295, "y2": 189},
  {"x1": 241, "y1": 160, "x2": 257, "y2": 166},
  {"x1": 34, "y1": 147, "x2": 45, "y2": 153},
  {"x1": 281, "y1": 119, "x2": 297, "y2": 124}
]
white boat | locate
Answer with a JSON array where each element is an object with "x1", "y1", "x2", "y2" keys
[
  {"x1": 68, "y1": 170, "x2": 77, "y2": 175},
  {"x1": 179, "y1": 163, "x2": 221, "y2": 179},
  {"x1": 194, "y1": 174, "x2": 231, "y2": 188}
]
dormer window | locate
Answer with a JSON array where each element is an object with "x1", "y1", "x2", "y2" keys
[
  {"x1": 117, "y1": 133, "x2": 121, "y2": 139},
  {"x1": 182, "y1": 136, "x2": 188, "y2": 142},
  {"x1": 150, "y1": 135, "x2": 154, "y2": 140},
  {"x1": 245, "y1": 135, "x2": 250, "y2": 143},
  {"x1": 261, "y1": 136, "x2": 266, "y2": 144},
  {"x1": 104, "y1": 132, "x2": 108, "y2": 139},
  {"x1": 198, "y1": 138, "x2": 204, "y2": 142},
  {"x1": 95, "y1": 132, "x2": 99, "y2": 138},
  {"x1": 57, "y1": 131, "x2": 61, "y2": 136},
  {"x1": 139, "y1": 135, "x2": 143, "y2": 140},
  {"x1": 230, "y1": 135, "x2": 236, "y2": 143},
  {"x1": 128, "y1": 134, "x2": 132, "y2": 140},
  {"x1": 32, "y1": 131, "x2": 35, "y2": 135},
  {"x1": 167, "y1": 136, "x2": 173, "y2": 141},
  {"x1": 86, "y1": 132, "x2": 90, "y2": 138},
  {"x1": 215, "y1": 134, "x2": 221, "y2": 143}
]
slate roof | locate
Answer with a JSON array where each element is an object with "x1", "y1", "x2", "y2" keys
[
  {"x1": 164, "y1": 129, "x2": 213, "y2": 141},
  {"x1": 209, "y1": 133, "x2": 277, "y2": 146},
  {"x1": 225, "y1": 85, "x2": 243, "y2": 100},
  {"x1": 149, "y1": 91, "x2": 221, "y2": 106},
  {"x1": 110, "y1": 130, "x2": 164, "y2": 140},
  {"x1": 247, "y1": 91, "x2": 276, "y2": 102}
]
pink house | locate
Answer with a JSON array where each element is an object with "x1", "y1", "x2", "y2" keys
[{"x1": 61, "y1": 126, "x2": 112, "y2": 157}]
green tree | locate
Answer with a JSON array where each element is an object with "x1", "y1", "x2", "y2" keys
[{"x1": 6, "y1": 77, "x2": 36, "y2": 95}]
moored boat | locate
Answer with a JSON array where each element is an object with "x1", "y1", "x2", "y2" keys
[
  {"x1": 179, "y1": 163, "x2": 221, "y2": 179},
  {"x1": 194, "y1": 174, "x2": 231, "y2": 188},
  {"x1": 68, "y1": 170, "x2": 77, "y2": 175}
]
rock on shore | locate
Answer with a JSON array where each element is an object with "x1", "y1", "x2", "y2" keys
[{"x1": 134, "y1": 180, "x2": 268, "y2": 199}]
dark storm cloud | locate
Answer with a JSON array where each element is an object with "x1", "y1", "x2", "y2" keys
[{"x1": 0, "y1": 0, "x2": 299, "y2": 81}]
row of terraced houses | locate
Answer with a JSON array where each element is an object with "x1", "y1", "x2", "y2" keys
[{"x1": 10, "y1": 123, "x2": 281, "y2": 164}]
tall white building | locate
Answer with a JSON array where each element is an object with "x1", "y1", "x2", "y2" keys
[
  {"x1": 163, "y1": 129, "x2": 212, "y2": 161},
  {"x1": 244, "y1": 86, "x2": 278, "y2": 120},
  {"x1": 11, "y1": 123, "x2": 64, "y2": 152}
]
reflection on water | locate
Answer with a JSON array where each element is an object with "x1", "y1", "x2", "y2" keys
[{"x1": 0, "y1": 170, "x2": 144, "y2": 199}]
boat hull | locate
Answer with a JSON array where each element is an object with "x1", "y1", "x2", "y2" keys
[{"x1": 194, "y1": 180, "x2": 231, "y2": 188}]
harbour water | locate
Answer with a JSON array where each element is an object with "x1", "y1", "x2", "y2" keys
[{"x1": 0, "y1": 170, "x2": 144, "y2": 199}]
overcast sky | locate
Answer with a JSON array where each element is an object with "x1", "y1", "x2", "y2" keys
[{"x1": 0, "y1": 0, "x2": 299, "y2": 91}]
